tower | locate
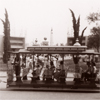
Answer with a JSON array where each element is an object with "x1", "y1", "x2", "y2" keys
[{"x1": 50, "y1": 28, "x2": 53, "y2": 46}]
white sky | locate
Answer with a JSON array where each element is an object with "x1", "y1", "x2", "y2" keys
[{"x1": 0, "y1": 0, "x2": 100, "y2": 45}]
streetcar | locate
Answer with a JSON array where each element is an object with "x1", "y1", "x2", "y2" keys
[{"x1": 6, "y1": 45, "x2": 100, "y2": 90}]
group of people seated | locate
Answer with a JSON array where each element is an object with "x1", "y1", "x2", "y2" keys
[
  {"x1": 81, "y1": 59, "x2": 97, "y2": 82},
  {"x1": 32, "y1": 61, "x2": 68, "y2": 83},
  {"x1": 12, "y1": 54, "x2": 98, "y2": 84}
]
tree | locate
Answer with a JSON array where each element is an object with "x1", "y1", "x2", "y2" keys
[
  {"x1": 87, "y1": 12, "x2": 100, "y2": 52},
  {"x1": 88, "y1": 27, "x2": 100, "y2": 52},
  {"x1": 69, "y1": 9, "x2": 87, "y2": 81},
  {"x1": 69, "y1": 9, "x2": 87, "y2": 45},
  {"x1": 87, "y1": 12, "x2": 100, "y2": 23},
  {"x1": 0, "y1": 9, "x2": 11, "y2": 63}
]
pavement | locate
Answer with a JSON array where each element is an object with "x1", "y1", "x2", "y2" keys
[
  {"x1": 0, "y1": 84, "x2": 100, "y2": 93},
  {"x1": 0, "y1": 71, "x2": 7, "y2": 90}
]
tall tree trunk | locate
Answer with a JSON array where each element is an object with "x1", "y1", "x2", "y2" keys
[
  {"x1": 3, "y1": 36, "x2": 8, "y2": 63},
  {"x1": 73, "y1": 55, "x2": 81, "y2": 83}
]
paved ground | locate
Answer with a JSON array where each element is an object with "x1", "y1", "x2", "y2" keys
[
  {"x1": 0, "y1": 91, "x2": 100, "y2": 100},
  {"x1": 3, "y1": 65, "x2": 95, "y2": 99}
]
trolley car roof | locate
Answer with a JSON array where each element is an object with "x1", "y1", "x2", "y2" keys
[
  {"x1": 27, "y1": 46, "x2": 87, "y2": 53},
  {"x1": 8, "y1": 46, "x2": 100, "y2": 55}
]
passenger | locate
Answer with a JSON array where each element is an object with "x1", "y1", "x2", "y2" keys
[
  {"x1": 21, "y1": 61, "x2": 25, "y2": 69},
  {"x1": 49, "y1": 66, "x2": 55, "y2": 80},
  {"x1": 43, "y1": 65, "x2": 53, "y2": 81},
  {"x1": 33, "y1": 64, "x2": 41, "y2": 80},
  {"x1": 59, "y1": 61, "x2": 63, "y2": 70},
  {"x1": 91, "y1": 60, "x2": 97, "y2": 79},
  {"x1": 54, "y1": 60, "x2": 65, "y2": 82},
  {"x1": 81, "y1": 62, "x2": 92, "y2": 82},
  {"x1": 43, "y1": 65, "x2": 49, "y2": 80},
  {"x1": 22, "y1": 56, "x2": 31, "y2": 80},
  {"x1": 59, "y1": 70, "x2": 66, "y2": 79},
  {"x1": 54, "y1": 67, "x2": 61, "y2": 82},
  {"x1": 50, "y1": 61, "x2": 55, "y2": 74},
  {"x1": 14, "y1": 56, "x2": 20, "y2": 79},
  {"x1": 21, "y1": 56, "x2": 26, "y2": 69},
  {"x1": 11, "y1": 56, "x2": 15, "y2": 65},
  {"x1": 55, "y1": 58, "x2": 59, "y2": 69},
  {"x1": 11, "y1": 57, "x2": 16, "y2": 71},
  {"x1": 29, "y1": 56, "x2": 33, "y2": 70}
]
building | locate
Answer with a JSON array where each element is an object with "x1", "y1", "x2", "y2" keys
[
  {"x1": 0, "y1": 35, "x2": 25, "y2": 58},
  {"x1": 10, "y1": 36, "x2": 25, "y2": 51},
  {"x1": 67, "y1": 36, "x2": 88, "y2": 46}
]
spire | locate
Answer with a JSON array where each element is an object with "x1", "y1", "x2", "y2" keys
[{"x1": 50, "y1": 28, "x2": 53, "y2": 46}]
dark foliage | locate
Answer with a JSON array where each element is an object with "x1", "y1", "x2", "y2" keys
[
  {"x1": 69, "y1": 9, "x2": 87, "y2": 45},
  {"x1": 87, "y1": 12, "x2": 100, "y2": 52},
  {"x1": 88, "y1": 27, "x2": 100, "y2": 52},
  {"x1": 87, "y1": 12, "x2": 100, "y2": 23},
  {"x1": 0, "y1": 9, "x2": 11, "y2": 63}
]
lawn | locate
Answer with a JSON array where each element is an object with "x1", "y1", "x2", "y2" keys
[
  {"x1": 63, "y1": 59, "x2": 100, "y2": 72},
  {"x1": 63, "y1": 59, "x2": 87, "y2": 72},
  {"x1": 0, "y1": 59, "x2": 100, "y2": 72}
]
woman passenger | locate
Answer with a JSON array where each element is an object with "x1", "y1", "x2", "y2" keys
[{"x1": 33, "y1": 64, "x2": 41, "y2": 80}]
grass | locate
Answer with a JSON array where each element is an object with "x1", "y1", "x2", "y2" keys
[
  {"x1": 64, "y1": 59, "x2": 87, "y2": 72},
  {"x1": 64, "y1": 59, "x2": 100, "y2": 72},
  {"x1": 0, "y1": 59, "x2": 100, "y2": 72}
]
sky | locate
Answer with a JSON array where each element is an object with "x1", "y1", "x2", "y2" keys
[{"x1": 0, "y1": 0, "x2": 100, "y2": 45}]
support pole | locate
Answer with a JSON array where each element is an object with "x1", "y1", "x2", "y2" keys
[
  {"x1": 33, "y1": 54, "x2": 35, "y2": 70},
  {"x1": 23, "y1": 54, "x2": 27, "y2": 80},
  {"x1": 62, "y1": 54, "x2": 64, "y2": 70},
  {"x1": 16, "y1": 53, "x2": 21, "y2": 82}
]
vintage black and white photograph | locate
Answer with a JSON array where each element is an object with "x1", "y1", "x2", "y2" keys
[{"x1": 0, "y1": 0, "x2": 100, "y2": 100}]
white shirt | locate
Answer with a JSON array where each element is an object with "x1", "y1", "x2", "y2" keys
[{"x1": 93, "y1": 66, "x2": 97, "y2": 73}]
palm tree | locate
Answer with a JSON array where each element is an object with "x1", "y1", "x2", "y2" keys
[
  {"x1": 69, "y1": 9, "x2": 87, "y2": 45},
  {"x1": 0, "y1": 9, "x2": 11, "y2": 63},
  {"x1": 69, "y1": 9, "x2": 87, "y2": 81}
]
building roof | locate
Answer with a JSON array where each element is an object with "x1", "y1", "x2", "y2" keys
[{"x1": 11, "y1": 45, "x2": 24, "y2": 49}]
